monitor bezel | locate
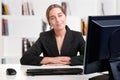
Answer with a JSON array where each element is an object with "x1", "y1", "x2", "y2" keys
[{"x1": 83, "y1": 15, "x2": 120, "y2": 74}]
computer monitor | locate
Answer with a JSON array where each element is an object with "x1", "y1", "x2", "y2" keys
[{"x1": 83, "y1": 15, "x2": 120, "y2": 80}]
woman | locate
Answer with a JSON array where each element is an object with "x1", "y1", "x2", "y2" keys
[{"x1": 20, "y1": 4, "x2": 85, "y2": 66}]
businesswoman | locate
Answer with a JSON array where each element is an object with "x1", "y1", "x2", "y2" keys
[{"x1": 20, "y1": 4, "x2": 85, "y2": 66}]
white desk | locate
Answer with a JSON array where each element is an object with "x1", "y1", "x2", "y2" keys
[{"x1": 0, "y1": 64, "x2": 105, "y2": 80}]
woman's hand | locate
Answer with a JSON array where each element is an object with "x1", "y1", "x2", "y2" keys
[{"x1": 40, "y1": 56, "x2": 71, "y2": 65}]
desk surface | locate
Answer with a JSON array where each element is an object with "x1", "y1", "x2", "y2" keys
[{"x1": 0, "y1": 64, "x2": 105, "y2": 80}]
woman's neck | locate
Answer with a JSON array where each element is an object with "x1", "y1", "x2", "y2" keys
[
  {"x1": 54, "y1": 28, "x2": 66, "y2": 37},
  {"x1": 55, "y1": 28, "x2": 66, "y2": 53}
]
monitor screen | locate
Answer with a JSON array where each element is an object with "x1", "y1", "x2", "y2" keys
[{"x1": 83, "y1": 15, "x2": 120, "y2": 79}]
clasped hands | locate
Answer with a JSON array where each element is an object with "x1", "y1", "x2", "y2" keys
[{"x1": 41, "y1": 56, "x2": 71, "y2": 66}]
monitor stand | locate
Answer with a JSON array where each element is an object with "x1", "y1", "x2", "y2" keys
[
  {"x1": 89, "y1": 59, "x2": 120, "y2": 80},
  {"x1": 109, "y1": 59, "x2": 120, "y2": 80}
]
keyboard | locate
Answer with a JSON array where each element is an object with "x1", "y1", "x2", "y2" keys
[{"x1": 26, "y1": 68, "x2": 83, "y2": 76}]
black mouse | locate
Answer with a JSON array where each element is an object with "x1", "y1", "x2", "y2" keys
[{"x1": 6, "y1": 68, "x2": 17, "y2": 75}]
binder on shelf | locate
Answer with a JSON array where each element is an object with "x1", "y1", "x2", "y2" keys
[
  {"x1": 1, "y1": 2, "x2": 9, "y2": 15},
  {"x1": 2, "y1": 18, "x2": 9, "y2": 36},
  {"x1": 2, "y1": 2, "x2": 5, "y2": 15},
  {"x1": 2, "y1": 19, "x2": 5, "y2": 35}
]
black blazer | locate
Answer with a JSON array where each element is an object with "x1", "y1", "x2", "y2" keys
[{"x1": 20, "y1": 26, "x2": 85, "y2": 66}]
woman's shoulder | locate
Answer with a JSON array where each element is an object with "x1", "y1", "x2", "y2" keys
[
  {"x1": 40, "y1": 29, "x2": 53, "y2": 37},
  {"x1": 71, "y1": 30, "x2": 82, "y2": 36},
  {"x1": 66, "y1": 26, "x2": 82, "y2": 36},
  {"x1": 39, "y1": 30, "x2": 55, "y2": 42}
]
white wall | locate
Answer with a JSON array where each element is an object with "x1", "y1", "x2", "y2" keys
[
  {"x1": 100, "y1": 0, "x2": 117, "y2": 15},
  {"x1": 28, "y1": 0, "x2": 61, "y2": 18},
  {"x1": 0, "y1": 38, "x2": 4, "y2": 58},
  {"x1": 1, "y1": 37, "x2": 22, "y2": 64},
  {"x1": 67, "y1": 0, "x2": 100, "y2": 17},
  {"x1": 116, "y1": 0, "x2": 120, "y2": 14},
  {"x1": 66, "y1": 16, "x2": 81, "y2": 32},
  {"x1": 7, "y1": 16, "x2": 42, "y2": 37}
]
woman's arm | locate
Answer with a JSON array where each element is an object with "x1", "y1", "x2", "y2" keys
[
  {"x1": 40, "y1": 56, "x2": 71, "y2": 65},
  {"x1": 70, "y1": 33, "x2": 85, "y2": 66},
  {"x1": 20, "y1": 37, "x2": 43, "y2": 65}
]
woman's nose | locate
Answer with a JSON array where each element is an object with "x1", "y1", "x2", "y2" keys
[{"x1": 55, "y1": 17, "x2": 60, "y2": 22}]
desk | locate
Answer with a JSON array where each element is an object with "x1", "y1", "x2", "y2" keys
[{"x1": 0, "y1": 64, "x2": 105, "y2": 80}]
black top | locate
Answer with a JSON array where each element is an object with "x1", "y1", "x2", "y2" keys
[{"x1": 20, "y1": 26, "x2": 85, "y2": 66}]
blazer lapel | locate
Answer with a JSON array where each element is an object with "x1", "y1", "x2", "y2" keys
[
  {"x1": 61, "y1": 26, "x2": 73, "y2": 55},
  {"x1": 45, "y1": 26, "x2": 73, "y2": 56},
  {"x1": 46, "y1": 30, "x2": 59, "y2": 56}
]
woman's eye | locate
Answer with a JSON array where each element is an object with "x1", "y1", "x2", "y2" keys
[
  {"x1": 58, "y1": 15, "x2": 62, "y2": 17},
  {"x1": 50, "y1": 17, "x2": 55, "y2": 20}
]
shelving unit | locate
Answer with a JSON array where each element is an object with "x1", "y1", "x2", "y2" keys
[
  {"x1": 0, "y1": 0, "x2": 102, "y2": 64},
  {"x1": 1, "y1": 16, "x2": 42, "y2": 37}
]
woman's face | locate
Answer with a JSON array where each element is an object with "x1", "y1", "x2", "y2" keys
[{"x1": 48, "y1": 8, "x2": 66, "y2": 31}]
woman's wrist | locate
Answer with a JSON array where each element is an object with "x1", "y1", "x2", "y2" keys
[{"x1": 40, "y1": 57, "x2": 52, "y2": 65}]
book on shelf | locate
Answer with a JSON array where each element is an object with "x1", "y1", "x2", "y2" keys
[
  {"x1": 22, "y1": 2, "x2": 34, "y2": 15},
  {"x1": 61, "y1": 1, "x2": 71, "y2": 15},
  {"x1": 22, "y1": 38, "x2": 31, "y2": 55},
  {"x1": 42, "y1": 20, "x2": 51, "y2": 32},
  {"x1": 28, "y1": 2, "x2": 34, "y2": 15},
  {"x1": 2, "y1": 18, "x2": 9, "y2": 36},
  {"x1": 81, "y1": 18, "x2": 88, "y2": 36},
  {"x1": 2, "y1": 2, "x2": 9, "y2": 15},
  {"x1": 22, "y1": 2, "x2": 29, "y2": 15},
  {"x1": 61, "y1": 2, "x2": 67, "y2": 14},
  {"x1": 22, "y1": 38, "x2": 36, "y2": 55}
]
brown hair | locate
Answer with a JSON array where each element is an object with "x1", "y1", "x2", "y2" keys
[{"x1": 46, "y1": 4, "x2": 66, "y2": 25}]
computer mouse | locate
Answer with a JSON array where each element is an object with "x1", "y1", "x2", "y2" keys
[{"x1": 6, "y1": 68, "x2": 17, "y2": 75}]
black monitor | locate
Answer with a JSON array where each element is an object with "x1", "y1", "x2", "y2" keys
[{"x1": 83, "y1": 15, "x2": 120, "y2": 80}]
